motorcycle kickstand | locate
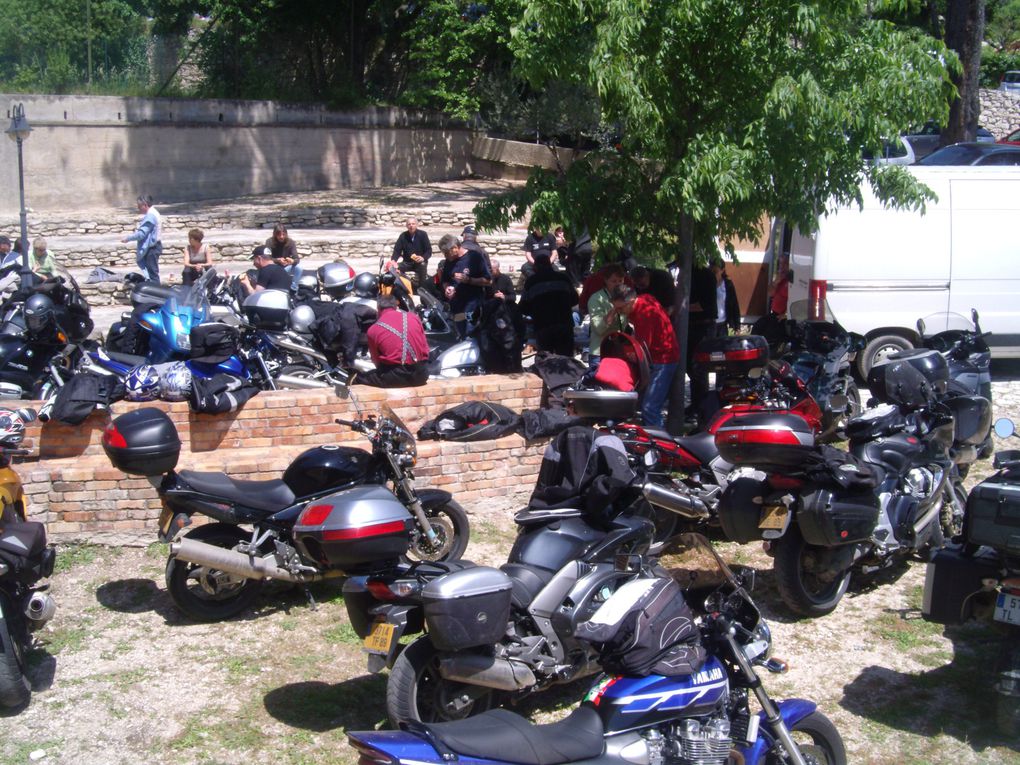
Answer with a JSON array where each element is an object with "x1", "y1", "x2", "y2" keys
[{"x1": 303, "y1": 587, "x2": 318, "y2": 611}]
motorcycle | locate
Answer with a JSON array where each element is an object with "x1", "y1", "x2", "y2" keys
[
  {"x1": 922, "y1": 417, "x2": 1020, "y2": 735},
  {"x1": 100, "y1": 393, "x2": 469, "y2": 621},
  {"x1": 715, "y1": 347, "x2": 984, "y2": 616},
  {"x1": 0, "y1": 407, "x2": 57, "y2": 709},
  {"x1": 348, "y1": 533, "x2": 846, "y2": 765}
]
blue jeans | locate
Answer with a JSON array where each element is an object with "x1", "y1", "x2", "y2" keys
[
  {"x1": 642, "y1": 362, "x2": 678, "y2": 428},
  {"x1": 137, "y1": 241, "x2": 162, "y2": 282}
]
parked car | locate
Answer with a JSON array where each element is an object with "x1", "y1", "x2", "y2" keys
[
  {"x1": 863, "y1": 136, "x2": 915, "y2": 165},
  {"x1": 918, "y1": 142, "x2": 1020, "y2": 166},
  {"x1": 999, "y1": 127, "x2": 1020, "y2": 146},
  {"x1": 1000, "y1": 70, "x2": 1020, "y2": 94},
  {"x1": 903, "y1": 122, "x2": 995, "y2": 159}
]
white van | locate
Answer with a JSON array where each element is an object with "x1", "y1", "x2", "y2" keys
[{"x1": 780, "y1": 165, "x2": 1020, "y2": 376}]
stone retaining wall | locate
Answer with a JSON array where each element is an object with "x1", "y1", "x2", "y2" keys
[
  {"x1": 18, "y1": 375, "x2": 546, "y2": 545},
  {"x1": 980, "y1": 88, "x2": 1020, "y2": 138}
]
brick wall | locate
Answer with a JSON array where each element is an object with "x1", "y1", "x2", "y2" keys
[{"x1": 18, "y1": 375, "x2": 545, "y2": 545}]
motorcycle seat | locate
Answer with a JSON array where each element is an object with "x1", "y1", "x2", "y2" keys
[
  {"x1": 106, "y1": 350, "x2": 147, "y2": 367},
  {"x1": 419, "y1": 706, "x2": 605, "y2": 765},
  {"x1": 674, "y1": 432, "x2": 719, "y2": 466},
  {"x1": 177, "y1": 471, "x2": 296, "y2": 513},
  {"x1": 499, "y1": 563, "x2": 556, "y2": 610}
]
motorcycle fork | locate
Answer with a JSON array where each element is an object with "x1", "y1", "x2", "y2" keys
[{"x1": 389, "y1": 455, "x2": 439, "y2": 545}]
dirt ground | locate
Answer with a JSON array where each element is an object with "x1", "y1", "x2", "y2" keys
[{"x1": 3, "y1": 375, "x2": 1020, "y2": 764}]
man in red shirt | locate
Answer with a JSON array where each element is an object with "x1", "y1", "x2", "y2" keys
[
  {"x1": 612, "y1": 285, "x2": 680, "y2": 427},
  {"x1": 358, "y1": 296, "x2": 431, "y2": 388}
]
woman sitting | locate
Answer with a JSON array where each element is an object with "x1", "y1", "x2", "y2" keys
[{"x1": 181, "y1": 228, "x2": 213, "y2": 285}]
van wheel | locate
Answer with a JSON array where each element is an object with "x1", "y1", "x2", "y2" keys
[{"x1": 858, "y1": 334, "x2": 913, "y2": 380}]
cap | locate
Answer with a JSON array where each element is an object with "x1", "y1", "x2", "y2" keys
[
  {"x1": 251, "y1": 246, "x2": 272, "y2": 260},
  {"x1": 0, "y1": 236, "x2": 10, "y2": 246},
  {"x1": 461, "y1": 225, "x2": 476, "y2": 237}
]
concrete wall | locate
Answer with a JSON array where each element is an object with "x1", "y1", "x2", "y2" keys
[{"x1": 0, "y1": 95, "x2": 476, "y2": 214}]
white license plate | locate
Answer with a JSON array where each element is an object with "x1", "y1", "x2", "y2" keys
[{"x1": 994, "y1": 592, "x2": 1020, "y2": 626}]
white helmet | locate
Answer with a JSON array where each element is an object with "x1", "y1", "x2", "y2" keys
[
  {"x1": 158, "y1": 361, "x2": 193, "y2": 402},
  {"x1": 125, "y1": 364, "x2": 161, "y2": 402}
]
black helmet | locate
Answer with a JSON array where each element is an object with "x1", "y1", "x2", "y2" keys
[
  {"x1": 353, "y1": 272, "x2": 379, "y2": 298},
  {"x1": 380, "y1": 271, "x2": 396, "y2": 288},
  {"x1": 24, "y1": 293, "x2": 55, "y2": 334}
]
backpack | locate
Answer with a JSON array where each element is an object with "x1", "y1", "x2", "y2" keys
[{"x1": 189, "y1": 323, "x2": 239, "y2": 364}]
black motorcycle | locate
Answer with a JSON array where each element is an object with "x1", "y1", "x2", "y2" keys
[{"x1": 101, "y1": 399, "x2": 469, "y2": 621}]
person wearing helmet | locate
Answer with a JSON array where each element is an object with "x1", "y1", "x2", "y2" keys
[
  {"x1": 241, "y1": 246, "x2": 291, "y2": 294},
  {"x1": 380, "y1": 266, "x2": 414, "y2": 311},
  {"x1": 358, "y1": 295, "x2": 430, "y2": 388},
  {"x1": 390, "y1": 217, "x2": 431, "y2": 289}
]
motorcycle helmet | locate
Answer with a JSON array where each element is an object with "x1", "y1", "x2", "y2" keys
[
  {"x1": 353, "y1": 273, "x2": 379, "y2": 299},
  {"x1": 24, "y1": 293, "x2": 56, "y2": 335},
  {"x1": 289, "y1": 304, "x2": 316, "y2": 333},
  {"x1": 0, "y1": 409, "x2": 27, "y2": 447},
  {"x1": 159, "y1": 361, "x2": 193, "y2": 402},
  {"x1": 125, "y1": 364, "x2": 161, "y2": 402},
  {"x1": 318, "y1": 261, "x2": 356, "y2": 300}
]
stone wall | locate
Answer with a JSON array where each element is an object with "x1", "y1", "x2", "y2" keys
[
  {"x1": 17, "y1": 375, "x2": 546, "y2": 545},
  {"x1": 980, "y1": 88, "x2": 1020, "y2": 138}
]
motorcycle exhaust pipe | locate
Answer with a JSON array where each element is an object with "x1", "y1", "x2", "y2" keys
[
  {"x1": 438, "y1": 654, "x2": 536, "y2": 692},
  {"x1": 642, "y1": 481, "x2": 710, "y2": 521},
  {"x1": 271, "y1": 337, "x2": 329, "y2": 363},
  {"x1": 25, "y1": 592, "x2": 56, "y2": 625},
  {"x1": 170, "y1": 537, "x2": 342, "y2": 584},
  {"x1": 275, "y1": 374, "x2": 331, "y2": 390}
]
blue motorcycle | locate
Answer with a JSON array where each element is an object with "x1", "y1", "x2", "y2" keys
[{"x1": 348, "y1": 534, "x2": 846, "y2": 765}]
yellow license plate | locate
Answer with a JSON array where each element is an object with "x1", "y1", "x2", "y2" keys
[
  {"x1": 364, "y1": 621, "x2": 396, "y2": 654},
  {"x1": 158, "y1": 506, "x2": 174, "y2": 538},
  {"x1": 759, "y1": 504, "x2": 788, "y2": 530}
]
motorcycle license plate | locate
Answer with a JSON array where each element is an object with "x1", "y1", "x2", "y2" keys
[
  {"x1": 994, "y1": 592, "x2": 1020, "y2": 626},
  {"x1": 759, "y1": 504, "x2": 789, "y2": 531},
  {"x1": 158, "y1": 506, "x2": 174, "y2": 539},
  {"x1": 364, "y1": 621, "x2": 396, "y2": 655}
]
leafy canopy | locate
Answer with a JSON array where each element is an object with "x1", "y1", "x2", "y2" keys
[{"x1": 474, "y1": 1, "x2": 958, "y2": 265}]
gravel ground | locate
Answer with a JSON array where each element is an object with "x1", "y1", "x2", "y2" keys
[{"x1": 1, "y1": 364, "x2": 1020, "y2": 765}]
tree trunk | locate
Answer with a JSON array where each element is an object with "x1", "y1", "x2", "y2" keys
[
  {"x1": 943, "y1": 0, "x2": 986, "y2": 145},
  {"x1": 665, "y1": 214, "x2": 695, "y2": 435}
]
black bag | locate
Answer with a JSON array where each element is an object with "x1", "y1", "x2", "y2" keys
[
  {"x1": 520, "y1": 407, "x2": 585, "y2": 440},
  {"x1": 801, "y1": 445, "x2": 880, "y2": 492},
  {"x1": 531, "y1": 352, "x2": 587, "y2": 410},
  {"x1": 49, "y1": 373, "x2": 125, "y2": 425},
  {"x1": 418, "y1": 401, "x2": 522, "y2": 442},
  {"x1": 476, "y1": 299, "x2": 525, "y2": 374},
  {"x1": 310, "y1": 301, "x2": 376, "y2": 365},
  {"x1": 190, "y1": 323, "x2": 239, "y2": 364},
  {"x1": 575, "y1": 576, "x2": 706, "y2": 677},
  {"x1": 189, "y1": 374, "x2": 259, "y2": 414}
]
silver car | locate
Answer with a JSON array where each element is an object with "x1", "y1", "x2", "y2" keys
[{"x1": 1000, "y1": 70, "x2": 1020, "y2": 94}]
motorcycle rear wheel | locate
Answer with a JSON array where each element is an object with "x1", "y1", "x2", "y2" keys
[
  {"x1": 165, "y1": 527, "x2": 263, "y2": 621},
  {"x1": 0, "y1": 607, "x2": 31, "y2": 709},
  {"x1": 773, "y1": 529, "x2": 852, "y2": 618},
  {"x1": 406, "y1": 501, "x2": 470, "y2": 563},
  {"x1": 767, "y1": 711, "x2": 847, "y2": 765},
  {"x1": 386, "y1": 636, "x2": 495, "y2": 726}
]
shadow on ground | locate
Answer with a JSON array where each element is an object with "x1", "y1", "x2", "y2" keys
[{"x1": 264, "y1": 673, "x2": 388, "y2": 732}]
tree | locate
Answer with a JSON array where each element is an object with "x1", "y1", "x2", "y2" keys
[
  {"x1": 943, "y1": 0, "x2": 986, "y2": 145},
  {"x1": 986, "y1": 0, "x2": 1020, "y2": 50},
  {"x1": 474, "y1": 1, "x2": 956, "y2": 432}
]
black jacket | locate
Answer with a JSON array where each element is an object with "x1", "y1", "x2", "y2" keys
[{"x1": 391, "y1": 230, "x2": 432, "y2": 264}]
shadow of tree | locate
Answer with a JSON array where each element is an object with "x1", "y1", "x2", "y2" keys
[{"x1": 263, "y1": 673, "x2": 388, "y2": 732}]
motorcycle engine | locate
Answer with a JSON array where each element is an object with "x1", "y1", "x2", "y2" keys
[
  {"x1": 648, "y1": 717, "x2": 732, "y2": 765},
  {"x1": 903, "y1": 467, "x2": 936, "y2": 499}
]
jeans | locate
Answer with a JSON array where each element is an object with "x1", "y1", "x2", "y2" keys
[
  {"x1": 138, "y1": 241, "x2": 162, "y2": 282},
  {"x1": 286, "y1": 263, "x2": 304, "y2": 287},
  {"x1": 642, "y1": 362, "x2": 679, "y2": 428}
]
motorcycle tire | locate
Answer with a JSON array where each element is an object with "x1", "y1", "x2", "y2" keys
[
  {"x1": 634, "y1": 498, "x2": 679, "y2": 557},
  {"x1": 773, "y1": 528, "x2": 852, "y2": 618},
  {"x1": 165, "y1": 526, "x2": 264, "y2": 622},
  {"x1": 405, "y1": 501, "x2": 470, "y2": 563},
  {"x1": 386, "y1": 636, "x2": 495, "y2": 726},
  {"x1": 279, "y1": 363, "x2": 317, "y2": 379},
  {"x1": 767, "y1": 710, "x2": 847, "y2": 765},
  {"x1": 996, "y1": 635, "x2": 1020, "y2": 736},
  {"x1": 0, "y1": 602, "x2": 31, "y2": 709}
]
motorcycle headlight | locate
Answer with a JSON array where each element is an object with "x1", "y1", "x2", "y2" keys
[{"x1": 396, "y1": 428, "x2": 417, "y2": 465}]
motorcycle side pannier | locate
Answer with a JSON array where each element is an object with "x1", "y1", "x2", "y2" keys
[
  {"x1": 944, "y1": 394, "x2": 992, "y2": 447},
  {"x1": 102, "y1": 408, "x2": 181, "y2": 476},
  {"x1": 693, "y1": 335, "x2": 769, "y2": 377},
  {"x1": 242, "y1": 289, "x2": 290, "y2": 330},
  {"x1": 422, "y1": 566, "x2": 513, "y2": 651},
  {"x1": 715, "y1": 412, "x2": 815, "y2": 469},
  {"x1": 797, "y1": 488, "x2": 880, "y2": 546},
  {"x1": 922, "y1": 545, "x2": 1001, "y2": 625},
  {"x1": 965, "y1": 479, "x2": 1020, "y2": 555},
  {"x1": 292, "y1": 486, "x2": 412, "y2": 571}
]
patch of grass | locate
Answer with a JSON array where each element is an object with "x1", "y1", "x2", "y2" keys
[
  {"x1": 109, "y1": 667, "x2": 149, "y2": 690},
  {"x1": 44, "y1": 625, "x2": 88, "y2": 655},
  {"x1": 874, "y1": 612, "x2": 941, "y2": 652},
  {"x1": 170, "y1": 713, "x2": 266, "y2": 753},
  {"x1": 52, "y1": 543, "x2": 101, "y2": 573},
  {"x1": 99, "y1": 639, "x2": 135, "y2": 661},
  {"x1": 146, "y1": 541, "x2": 169, "y2": 559},
  {"x1": 324, "y1": 621, "x2": 361, "y2": 647},
  {"x1": 471, "y1": 518, "x2": 516, "y2": 546},
  {"x1": 279, "y1": 618, "x2": 299, "y2": 632},
  {"x1": 223, "y1": 655, "x2": 261, "y2": 680},
  {"x1": 4, "y1": 739, "x2": 63, "y2": 763}
]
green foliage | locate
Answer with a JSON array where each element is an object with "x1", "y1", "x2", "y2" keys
[
  {"x1": 980, "y1": 48, "x2": 1020, "y2": 86},
  {"x1": 986, "y1": 0, "x2": 1020, "y2": 49},
  {"x1": 476, "y1": 1, "x2": 956, "y2": 266}
]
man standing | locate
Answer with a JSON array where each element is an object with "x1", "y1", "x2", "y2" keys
[
  {"x1": 122, "y1": 194, "x2": 162, "y2": 282},
  {"x1": 391, "y1": 217, "x2": 432, "y2": 289},
  {"x1": 358, "y1": 295, "x2": 430, "y2": 388},
  {"x1": 520, "y1": 254, "x2": 578, "y2": 356},
  {"x1": 437, "y1": 234, "x2": 491, "y2": 338},
  {"x1": 487, "y1": 259, "x2": 517, "y2": 303},
  {"x1": 521, "y1": 222, "x2": 557, "y2": 281},
  {"x1": 460, "y1": 225, "x2": 491, "y2": 271},
  {"x1": 241, "y1": 246, "x2": 291, "y2": 294}
]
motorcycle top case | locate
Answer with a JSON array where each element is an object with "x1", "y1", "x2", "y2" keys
[
  {"x1": 564, "y1": 389, "x2": 639, "y2": 420},
  {"x1": 693, "y1": 334, "x2": 769, "y2": 377},
  {"x1": 714, "y1": 411, "x2": 815, "y2": 469},
  {"x1": 242, "y1": 289, "x2": 290, "y2": 330},
  {"x1": 102, "y1": 407, "x2": 181, "y2": 476},
  {"x1": 965, "y1": 478, "x2": 1020, "y2": 555},
  {"x1": 292, "y1": 485, "x2": 412, "y2": 571},
  {"x1": 944, "y1": 394, "x2": 992, "y2": 447},
  {"x1": 421, "y1": 566, "x2": 513, "y2": 651},
  {"x1": 867, "y1": 349, "x2": 949, "y2": 408}
]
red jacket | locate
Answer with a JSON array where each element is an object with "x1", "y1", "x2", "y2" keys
[
  {"x1": 629, "y1": 294, "x2": 680, "y2": 364},
  {"x1": 367, "y1": 308, "x2": 429, "y2": 366}
]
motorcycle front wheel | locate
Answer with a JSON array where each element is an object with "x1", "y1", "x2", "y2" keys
[
  {"x1": 0, "y1": 600, "x2": 31, "y2": 709},
  {"x1": 386, "y1": 636, "x2": 495, "y2": 726},
  {"x1": 766, "y1": 711, "x2": 847, "y2": 765},
  {"x1": 773, "y1": 529, "x2": 852, "y2": 618},
  {"x1": 165, "y1": 527, "x2": 264, "y2": 621},
  {"x1": 406, "y1": 501, "x2": 470, "y2": 563}
]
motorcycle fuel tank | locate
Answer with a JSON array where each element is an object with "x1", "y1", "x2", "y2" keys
[{"x1": 282, "y1": 445, "x2": 378, "y2": 499}]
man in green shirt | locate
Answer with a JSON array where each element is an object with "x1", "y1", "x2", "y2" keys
[{"x1": 587, "y1": 263, "x2": 627, "y2": 373}]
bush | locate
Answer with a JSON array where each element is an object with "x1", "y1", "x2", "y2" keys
[{"x1": 980, "y1": 49, "x2": 1020, "y2": 88}]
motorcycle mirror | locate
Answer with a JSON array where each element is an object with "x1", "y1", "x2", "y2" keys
[
  {"x1": 994, "y1": 418, "x2": 1016, "y2": 439},
  {"x1": 971, "y1": 308, "x2": 980, "y2": 325},
  {"x1": 732, "y1": 566, "x2": 756, "y2": 592},
  {"x1": 916, "y1": 318, "x2": 926, "y2": 337}
]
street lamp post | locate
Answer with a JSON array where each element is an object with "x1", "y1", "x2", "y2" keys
[{"x1": 5, "y1": 103, "x2": 32, "y2": 278}]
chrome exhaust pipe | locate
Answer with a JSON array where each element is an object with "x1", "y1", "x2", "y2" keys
[
  {"x1": 170, "y1": 537, "x2": 342, "y2": 584},
  {"x1": 438, "y1": 654, "x2": 537, "y2": 691},
  {"x1": 275, "y1": 374, "x2": 331, "y2": 390},
  {"x1": 271, "y1": 336, "x2": 329, "y2": 363},
  {"x1": 25, "y1": 592, "x2": 56, "y2": 625},
  {"x1": 642, "y1": 481, "x2": 710, "y2": 520}
]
